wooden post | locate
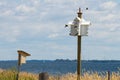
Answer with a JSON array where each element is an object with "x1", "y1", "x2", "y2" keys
[
  {"x1": 77, "y1": 36, "x2": 81, "y2": 80},
  {"x1": 16, "y1": 54, "x2": 21, "y2": 80},
  {"x1": 16, "y1": 65, "x2": 20, "y2": 80},
  {"x1": 77, "y1": 8, "x2": 82, "y2": 80},
  {"x1": 108, "y1": 71, "x2": 110, "y2": 80},
  {"x1": 39, "y1": 72, "x2": 49, "y2": 80}
]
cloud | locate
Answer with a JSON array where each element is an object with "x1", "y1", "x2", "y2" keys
[
  {"x1": 100, "y1": 14, "x2": 115, "y2": 21},
  {"x1": 30, "y1": 0, "x2": 40, "y2": 6},
  {"x1": 83, "y1": 44, "x2": 120, "y2": 60},
  {"x1": 48, "y1": 33, "x2": 59, "y2": 38},
  {"x1": 100, "y1": 1, "x2": 117, "y2": 10},
  {"x1": 0, "y1": 1, "x2": 6, "y2": 6},
  {"x1": 1, "y1": 10, "x2": 14, "y2": 16},
  {"x1": 0, "y1": 0, "x2": 120, "y2": 60},
  {"x1": 109, "y1": 26, "x2": 120, "y2": 32},
  {"x1": 44, "y1": 0, "x2": 70, "y2": 4},
  {"x1": 14, "y1": 0, "x2": 41, "y2": 16},
  {"x1": 0, "y1": 26, "x2": 20, "y2": 42},
  {"x1": 16, "y1": 4, "x2": 36, "y2": 13}
]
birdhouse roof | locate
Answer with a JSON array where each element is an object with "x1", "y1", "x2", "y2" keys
[
  {"x1": 17, "y1": 50, "x2": 31, "y2": 56},
  {"x1": 74, "y1": 17, "x2": 82, "y2": 21},
  {"x1": 74, "y1": 17, "x2": 91, "y2": 26},
  {"x1": 81, "y1": 21, "x2": 91, "y2": 26}
]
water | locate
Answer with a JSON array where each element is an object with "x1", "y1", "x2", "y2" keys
[{"x1": 0, "y1": 60, "x2": 120, "y2": 74}]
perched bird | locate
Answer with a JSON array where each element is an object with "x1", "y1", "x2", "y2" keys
[
  {"x1": 65, "y1": 24, "x2": 68, "y2": 27},
  {"x1": 86, "y1": 7, "x2": 88, "y2": 10}
]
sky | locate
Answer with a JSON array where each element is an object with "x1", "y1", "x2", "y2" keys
[{"x1": 0, "y1": 0, "x2": 120, "y2": 60}]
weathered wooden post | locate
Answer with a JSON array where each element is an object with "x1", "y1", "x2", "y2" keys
[
  {"x1": 108, "y1": 71, "x2": 110, "y2": 80},
  {"x1": 77, "y1": 8, "x2": 82, "y2": 80},
  {"x1": 39, "y1": 72, "x2": 49, "y2": 80}
]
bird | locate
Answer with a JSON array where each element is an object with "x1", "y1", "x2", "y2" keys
[
  {"x1": 86, "y1": 7, "x2": 88, "y2": 10},
  {"x1": 65, "y1": 24, "x2": 68, "y2": 27}
]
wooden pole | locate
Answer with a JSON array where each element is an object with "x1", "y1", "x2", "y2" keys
[
  {"x1": 77, "y1": 8, "x2": 82, "y2": 80},
  {"x1": 77, "y1": 36, "x2": 81, "y2": 80},
  {"x1": 16, "y1": 54, "x2": 21, "y2": 80},
  {"x1": 39, "y1": 72, "x2": 49, "y2": 80},
  {"x1": 108, "y1": 71, "x2": 110, "y2": 80},
  {"x1": 16, "y1": 65, "x2": 20, "y2": 80}
]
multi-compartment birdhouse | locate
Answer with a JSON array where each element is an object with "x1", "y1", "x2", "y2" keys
[{"x1": 66, "y1": 9, "x2": 91, "y2": 36}]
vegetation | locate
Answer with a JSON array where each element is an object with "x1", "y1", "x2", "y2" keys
[
  {"x1": 0, "y1": 69, "x2": 119, "y2": 80},
  {"x1": 0, "y1": 69, "x2": 38, "y2": 80}
]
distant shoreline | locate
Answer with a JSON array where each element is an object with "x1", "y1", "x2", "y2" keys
[
  {"x1": 0, "y1": 59, "x2": 120, "y2": 61},
  {"x1": 0, "y1": 60, "x2": 120, "y2": 74}
]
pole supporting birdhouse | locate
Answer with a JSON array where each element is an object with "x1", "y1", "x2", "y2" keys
[{"x1": 77, "y1": 8, "x2": 82, "y2": 80}]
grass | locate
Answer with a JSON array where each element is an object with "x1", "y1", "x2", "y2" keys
[
  {"x1": 0, "y1": 69, "x2": 38, "y2": 80},
  {"x1": 0, "y1": 69, "x2": 119, "y2": 80}
]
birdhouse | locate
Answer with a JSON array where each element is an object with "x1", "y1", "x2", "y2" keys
[
  {"x1": 69, "y1": 17, "x2": 79, "y2": 36},
  {"x1": 79, "y1": 19, "x2": 91, "y2": 36},
  {"x1": 67, "y1": 17, "x2": 90, "y2": 36},
  {"x1": 17, "y1": 50, "x2": 31, "y2": 66}
]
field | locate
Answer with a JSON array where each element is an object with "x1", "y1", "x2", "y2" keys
[{"x1": 0, "y1": 69, "x2": 120, "y2": 80}]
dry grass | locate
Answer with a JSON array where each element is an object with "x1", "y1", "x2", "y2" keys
[
  {"x1": 0, "y1": 69, "x2": 38, "y2": 80},
  {"x1": 49, "y1": 72, "x2": 120, "y2": 80},
  {"x1": 0, "y1": 69, "x2": 120, "y2": 80},
  {"x1": 49, "y1": 73, "x2": 120, "y2": 80}
]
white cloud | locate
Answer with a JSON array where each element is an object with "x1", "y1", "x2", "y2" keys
[
  {"x1": 0, "y1": 1, "x2": 6, "y2": 6},
  {"x1": 31, "y1": 0, "x2": 40, "y2": 6},
  {"x1": 44, "y1": 0, "x2": 69, "y2": 4},
  {"x1": 16, "y1": 4, "x2": 36, "y2": 13},
  {"x1": 109, "y1": 26, "x2": 120, "y2": 32},
  {"x1": 27, "y1": 22, "x2": 63, "y2": 36},
  {"x1": 100, "y1": 14, "x2": 115, "y2": 21},
  {"x1": 0, "y1": 2, "x2": 2, "y2": 6},
  {"x1": 84, "y1": 44, "x2": 120, "y2": 60},
  {"x1": 2, "y1": 10, "x2": 14, "y2": 16},
  {"x1": 14, "y1": 15, "x2": 27, "y2": 21},
  {"x1": 0, "y1": 0, "x2": 120, "y2": 60},
  {"x1": 0, "y1": 26, "x2": 21, "y2": 42},
  {"x1": 48, "y1": 33, "x2": 59, "y2": 38},
  {"x1": 100, "y1": 1, "x2": 117, "y2": 10}
]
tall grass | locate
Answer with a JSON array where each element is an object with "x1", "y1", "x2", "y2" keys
[
  {"x1": 0, "y1": 69, "x2": 38, "y2": 80},
  {"x1": 49, "y1": 72, "x2": 120, "y2": 80},
  {"x1": 0, "y1": 69, "x2": 119, "y2": 80}
]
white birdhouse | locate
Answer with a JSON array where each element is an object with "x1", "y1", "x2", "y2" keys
[
  {"x1": 67, "y1": 17, "x2": 90, "y2": 36},
  {"x1": 80, "y1": 19, "x2": 91, "y2": 36},
  {"x1": 69, "y1": 17, "x2": 80, "y2": 36}
]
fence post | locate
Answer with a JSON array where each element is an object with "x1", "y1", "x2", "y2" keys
[
  {"x1": 39, "y1": 72, "x2": 49, "y2": 80},
  {"x1": 108, "y1": 71, "x2": 110, "y2": 80}
]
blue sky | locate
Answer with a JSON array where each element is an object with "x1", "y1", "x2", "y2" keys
[{"x1": 0, "y1": 0, "x2": 120, "y2": 60}]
